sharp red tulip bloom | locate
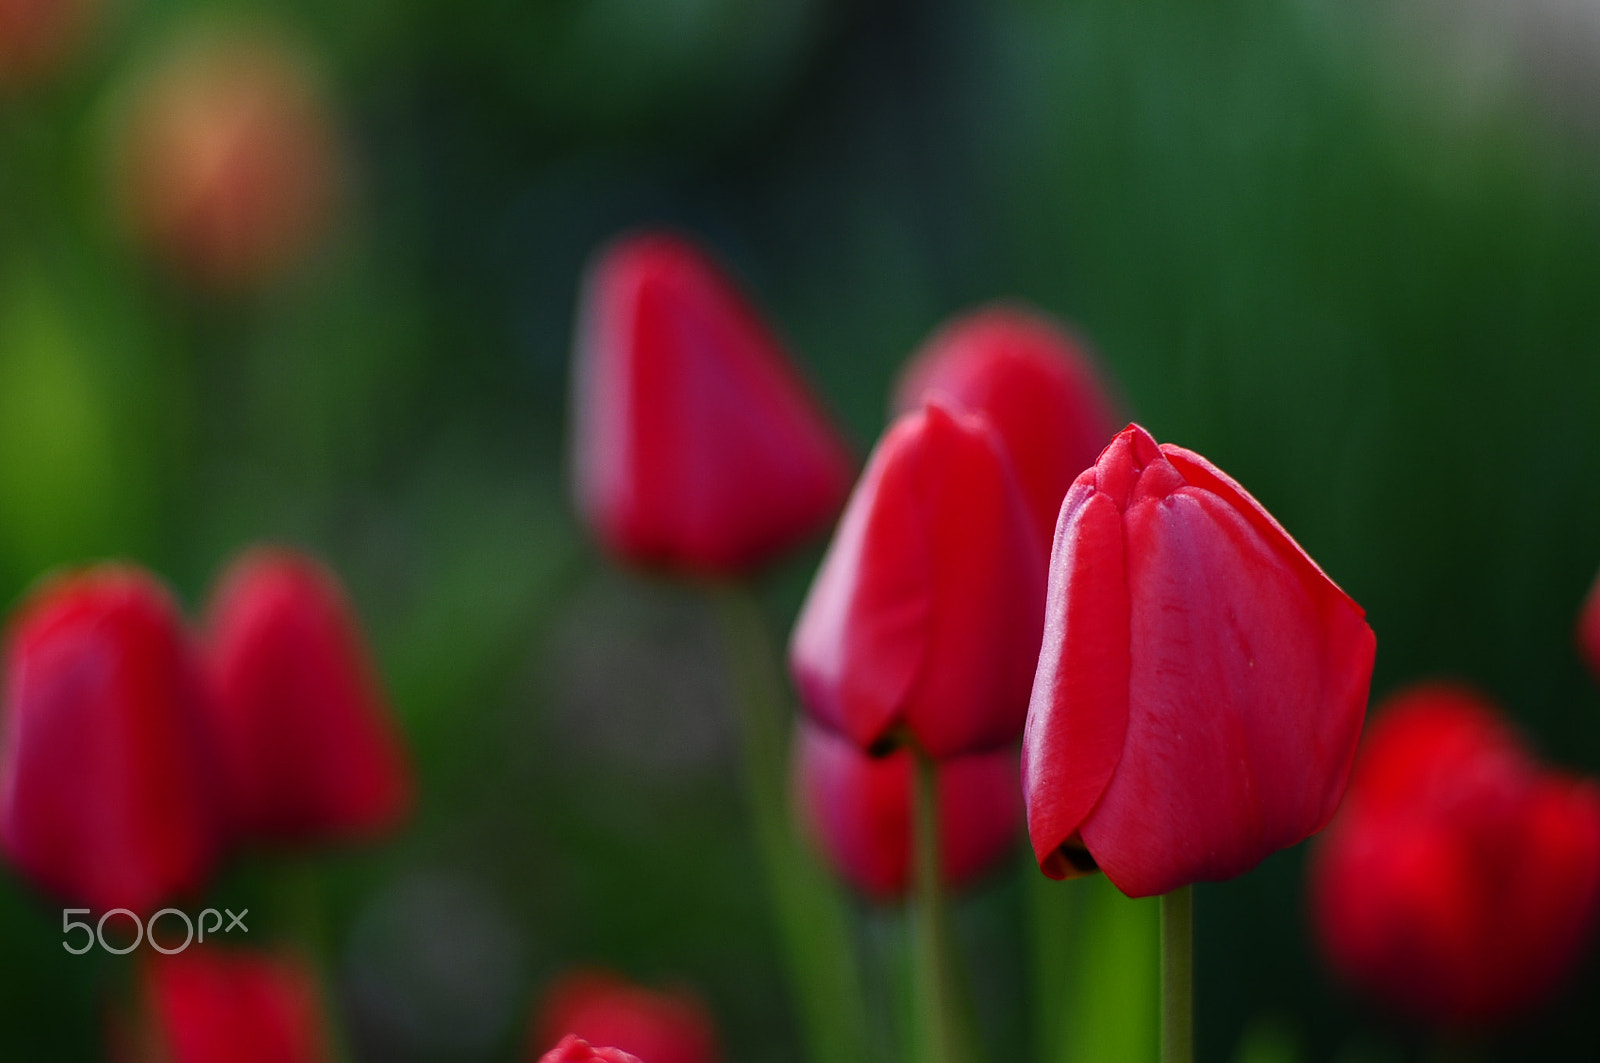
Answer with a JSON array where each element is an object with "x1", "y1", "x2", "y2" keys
[
  {"x1": 133, "y1": 947, "x2": 332, "y2": 1063},
  {"x1": 1023, "y1": 424, "x2": 1375, "y2": 897},
  {"x1": 202, "y1": 546, "x2": 411, "y2": 846},
  {"x1": 0, "y1": 566, "x2": 218, "y2": 913},
  {"x1": 533, "y1": 970, "x2": 717, "y2": 1063},
  {"x1": 892, "y1": 303, "x2": 1120, "y2": 548},
  {"x1": 539, "y1": 1035, "x2": 643, "y2": 1063},
  {"x1": 1310, "y1": 683, "x2": 1600, "y2": 1027},
  {"x1": 569, "y1": 231, "x2": 855, "y2": 577},
  {"x1": 789, "y1": 403, "x2": 1046, "y2": 758},
  {"x1": 793, "y1": 718, "x2": 1020, "y2": 901}
]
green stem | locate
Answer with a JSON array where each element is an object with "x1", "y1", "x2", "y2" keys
[
  {"x1": 275, "y1": 861, "x2": 354, "y2": 1063},
  {"x1": 1161, "y1": 886, "x2": 1194, "y2": 1063},
  {"x1": 910, "y1": 746, "x2": 967, "y2": 1063},
  {"x1": 710, "y1": 586, "x2": 872, "y2": 1063}
]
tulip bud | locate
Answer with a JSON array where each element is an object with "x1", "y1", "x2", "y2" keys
[
  {"x1": 539, "y1": 1035, "x2": 643, "y2": 1063},
  {"x1": 111, "y1": 26, "x2": 338, "y2": 289},
  {"x1": 0, "y1": 0, "x2": 96, "y2": 90},
  {"x1": 201, "y1": 546, "x2": 411, "y2": 847},
  {"x1": 1309, "y1": 683, "x2": 1600, "y2": 1027},
  {"x1": 789, "y1": 402, "x2": 1046, "y2": 759},
  {"x1": 568, "y1": 230, "x2": 855, "y2": 577},
  {"x1": 793, "y1": 718, "x2": 1020, "y2": 901},
  {"x1": 892, "y1": 303, "x2": 1120, "y2": 549},
  {"x1": 533, "y1": 970, "x2": 716, "y2": 1063},
  {"x1": 0, "y1": 566, "x2": 218, "y2": 914},
  {"x1": 1023, "y1": 423, "x2": 1375, "y2": 897},
  {"x1": 132, "y1": 947, "x2": 333, "y2": 1063}
]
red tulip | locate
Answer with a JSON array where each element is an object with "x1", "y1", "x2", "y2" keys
[
  {"x1": 0, "y1": 0, "x2": 97, "y2": 89},
  {"x1": 1575, "y1": 567, "x2": 1600, "y2": 682},
  {"x1": 892, "y1": 303, "x2": 1120, "y2": 548},
  {"x1": 1310, "y1": 683, "x2": 1600, "y2": 1027},
  {"x1": 201, "y1": 546, "x2": 411, "y2": 846},
  {"x1": 112, "y1": 27, "x2": 338, "y2": 289},
  {"x1": 1023, "y1": 423, "x2": 1375, "y2": 897},
  {"x1": 789, "y1": 403, "x2": 1045, "y2": 758},
  {"x1": 0, "y1": 566, "x2": 218, "y2": 913},
  {"x1": 134, "y1": 947, "x2": 332, "y2": 1063},
  {"x1": 793, "y1": 718, "x2": 1020, "y2": 901},
  {"x1": 569, "y1": 231, "x2": 855, "y2": 577},
  {"x1": 533, "y1": 970, "x2": 717, "y2": 1063},
  {"x1": 539, "y1": 1035, "x2": 643, "y2": 1063}
]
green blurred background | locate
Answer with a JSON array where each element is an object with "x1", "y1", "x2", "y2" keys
[{"x1": 3, "y1": 0, "x2": 1600, "y2": 1060}]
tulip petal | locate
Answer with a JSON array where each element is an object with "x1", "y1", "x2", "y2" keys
[
  {"x1": 0, "y1": 567, "x2": 218, "y2": 913},
  {"x1": 790, "y1": 404, "x2": 1044, "y2": 756},
  {"x1": 907, "y1": 406, "x2": 1046, "y2": 756},
  {"x1": 1023, "y1": 480, "x2": 1131, "y2": 879},
  {"x1": 790, "y1": 415, "x2": 931, "y2": 751},
  {"x1": 892, "y1": 304, "x2": 1120, "y2": 546},
  {"x1": 794, "y1": 718, "x2": 1021, "y2": 900},
  {"x1": 1081, "y1": 464, "x2": 1374, "y2": 897}
]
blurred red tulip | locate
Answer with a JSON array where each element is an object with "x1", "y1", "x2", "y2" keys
[
  {"x1": 789, "y1": 403, "x2": 1045, "y2": 758},
  {"x1": 0, "y1": 0, "x2": 96, "y2": 90},
  {"x1": 112, "y1": 27, "x2": 338, "y2": 289},
  {"x1": 892, "y1": 303, "x2": 1120, "y2": 548},
  {"x1": 0, "y1": 566, "x2": 218, "y2": 913},
  {"x1": 201, "y1": 546, "x2": 411, "y2": 846},
  {"x1": 1023, "y1": 423, "x2": 1375, "y2": 897},
  {"x1": 1310, "y1": 683, "x2": 1600, "y2": 1027},
  {"x1": 539, "y1": 1034, "x2": 643, "y2": 1063},
  {"x1": 569, "y1": 230, "x2": 855, "y2": 577},
  {"x1": 135, "y1": 947, "x2": 332, "y2": 1063},
  {"x1": 1575, "y1": 566, "x2": 1600, "y2": 682},
  {"x1": 533, "y1": 970, "x2": 717, "y2": 1063},
  {"x1": 793, "y1": 717, "x2": 1020, "y2": 901}
]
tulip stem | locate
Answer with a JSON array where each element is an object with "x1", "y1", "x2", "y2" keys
[
  {"x1": 711, "y1": 586, "x2": 874, "y2": 1063},
  {"x1": 910, "y1": 746, "x2": 972, "y2": 1063},
  {"x1": 1160, "y1": 886, "x2": 1194, "y2": 1063}
]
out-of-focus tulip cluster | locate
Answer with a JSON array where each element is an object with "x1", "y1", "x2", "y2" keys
[
  {"x1": 0, "y1": 547, "x2": 409, "y2": 1062},
  {"x1": 0, "y1": 546, "x2": 411, "y2": 917},
  {"x1": 6, "y1": 0, "x2": 1600, "y2": 1051},
  {"x1": 1312, "y1": 682, "x2": 1600, "y2": 1027}
]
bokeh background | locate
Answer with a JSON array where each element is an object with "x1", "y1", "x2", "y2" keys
[{"x1": 4, "y1": 0, "x2": 1600, "y2": 1060}]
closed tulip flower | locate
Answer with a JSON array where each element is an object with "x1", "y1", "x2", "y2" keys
[
  {"x1": 0, "y1": 566, "x2": 218, "y2": 913},
  {"x1": 533, "y1": 970, "x2": 717, "y2": 1063},
  {"x1": 540, "y1": 1035, "x2": 643, "y2": 1063},
  {"x1": 892, "y1": 303, "x2": 1120, "y2": 548},
  {"x1": 1310, "y1": 683, "x2": 1600, "y2": 1027},
  {"x1": 202, "y1": 546, "x2": 411, "y2": 846},
  {"x1": 789, "y1": 403, "x2": 1046, "y2": 759},
  {"x1": 1024, "y1": 424, "x2": 1375, "y2": 897},
  {"x1": 794, "y1": 718, "x2": 1020, "y2": 901},
  {"x1": 569, "y1": 231, "x2": 855, "y2": 577},
  {"x1": 112, "y1": 27, "x2": 338, "y2": 289},
  {"x1": 133, "y1": 947, "x2": 332, "y2": 1063}
]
